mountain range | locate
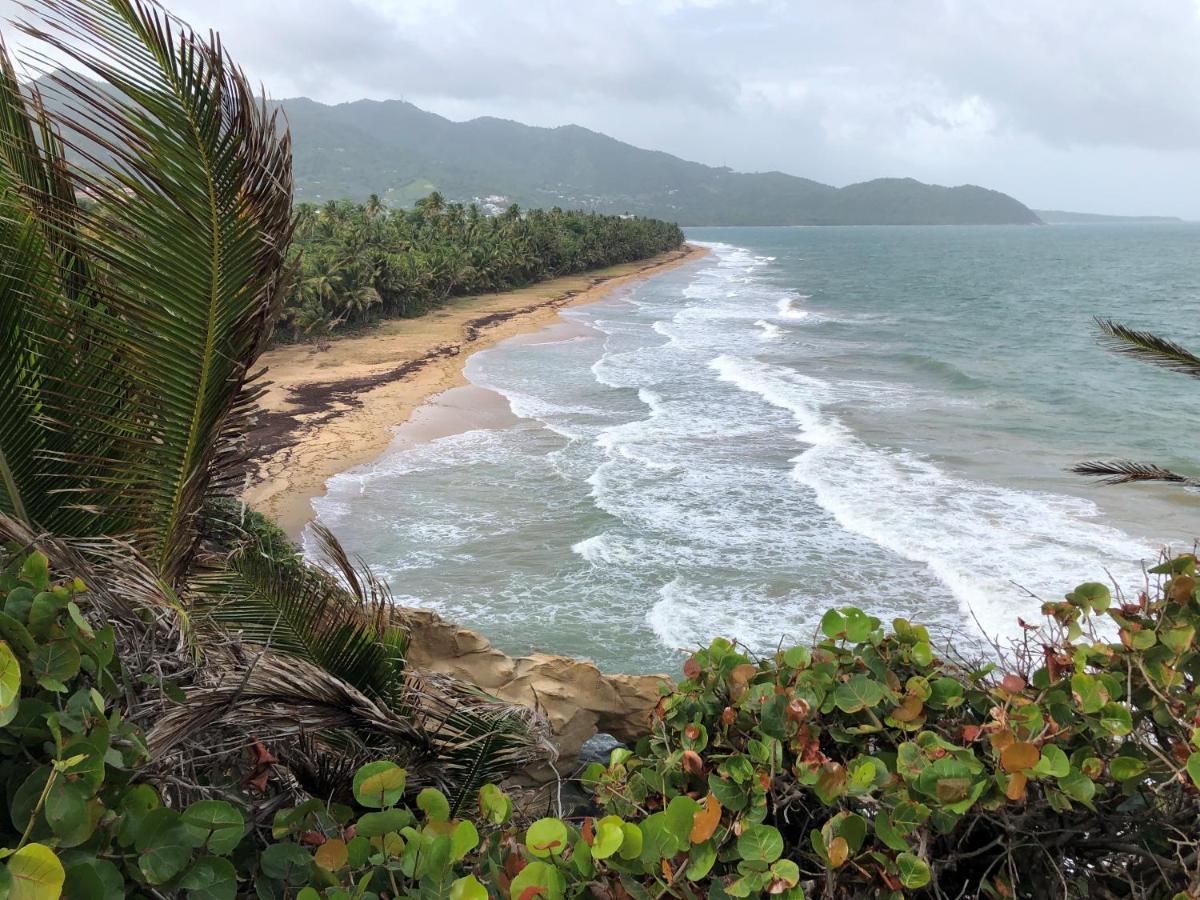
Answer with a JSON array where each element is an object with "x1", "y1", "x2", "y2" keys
[{"x1": 279, "y1": 97, "x2": 1042, "y2": 226}]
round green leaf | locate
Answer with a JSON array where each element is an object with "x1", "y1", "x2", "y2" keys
[
  {"x1": 1109, "y1": 756, "x2": 1146, "y2": 781},
  {"x1": 182, "y1": 800, "x2": 245, "y2": 855},
  {"x1": 259, "y1": 842, "x2": 312, "y2": 885},
  {"x1": 5, "y1": 842, "x2": 64, "y2": 900},
  {"x1": 450, "y1": 819, "x2": 479, "y2": 861},
  {"x1": 451, "y1": 875, "x2": 488, "y2": 900},
  {"x1": 136, "y1": 808, "x2": 193, "y2": 885},
  {"x1": 664, "y1": 795, "x2": 700, "y2": 846},
  {"x1": 833, "y1": 676, "x2": 885, "y2": 714},
  {"x1": 591, "y1": 816, "x2": 624, "y2": 860},
  {"x1": 30, "y1": 640, "x2": 81, "y2": 686},
  {"x1": 45, "y1": 778, "x2": 89, "y2": 839},
  {"x1": 1034, "y1": 745, "x2": 1070, "y2": 779},
  {"x1": 417, "y1": 787, "x2": 450, "y2": 823},
  {"x1": 639, "y1": 813, "x2": 678, "y2": 860},
  {"x1": 737, "y1": 824, "x2": 784, "y2": 864},
  {"x1": 351, "y1": 761, "x2": 406, "y2": 808},
  {"x1": 356, "y1": 809, "x2": 413, "y2": 837},
  {"x1": 687, "y1": 840, "x2": 718, "y2": 881},
  {"x1": 1058, "y1": 770, "x2": 1096, "y2": 805},
  {"x1": 509, "y1": 861, "x2": 563, "y2": 900},
  {"x1": 911, "y1": 641, "x2": 933, "y2": 667},
  {"x1": 63, "y1": 857, "x2": 124, "y2": 900},
  {"x1": 179, "y1": 857, "x2": 238, "y2": 900},
  {"x1": 819, "y1": 609, "x2": 846, "y2": 639},
  {"x1": 478, "y1": 783, "x2": 512, "y2": 824},
  {"x1": 1067, "y1": 582, "x2": 1111, "y2": 612},
  {"x1": 525, "y1": 817, "x2": 568, "y2": 858},
  {"x1": 1187, "y1": 751, "x2": 1200, "y2": 789},
  {"x1": 1099, "y1": 703, "x2": 1133, "y2": 737},
  {"x1": 117, "y1": 784, "x2": 161, "y2": 847},
  {"x1": 619, "y1": 822, "x2": 643, "y2": 860},
  {"x1": 0, "y1": 640, "x2": 21, "y2": 723},
  {"x1": 897, "y1": 852, "x2": 931, "y2": 889}
]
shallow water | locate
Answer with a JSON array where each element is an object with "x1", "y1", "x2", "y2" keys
[{"x1": 312, "y1": 224, "x2": 1200, "y2": 674}]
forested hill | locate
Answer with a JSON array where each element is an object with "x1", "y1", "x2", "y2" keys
[{"x1": 280, "y1": 96, "x2": 1041, "y2": 226}]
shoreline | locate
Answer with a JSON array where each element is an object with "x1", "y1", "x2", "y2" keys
[{"x1": 243, "y1": 243, "x2": 709, "y2": 537}]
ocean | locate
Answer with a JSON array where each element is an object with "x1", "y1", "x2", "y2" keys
[{"x1": 311, "y1": 224, "x2": 1200, "y2": 674}]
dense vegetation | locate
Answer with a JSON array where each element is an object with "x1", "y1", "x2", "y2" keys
[
  {"x1": 282, "y1": 196, "x2": 684, "y2": 339},
  {"x1": 279, "y1": 97, "x2": 1042, "y2": 226},
  {"x1": 3, "y1": 547, "x2": 1198, "y2": 898},
  {"x1": 0, "y1": 1, "x2": 1196, "y2": 898}
]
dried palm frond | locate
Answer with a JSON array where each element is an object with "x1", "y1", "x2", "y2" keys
[
  {"x1": 1070, "y1": 460, "x2": 1197, "y2": 487},
  {"x1": 146, "y1": 649, "x2": 554, "y2": 802}
]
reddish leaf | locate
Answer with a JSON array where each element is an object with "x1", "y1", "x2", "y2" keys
[
  {"x1": 1000, "y1": 741, "x2": 1039, "y2": 773},
  {"x1": 690, "y1": 793, "x2": 722, "y2": 844},
  {"x1": 251, "y1": 740, "x2": 278, "y2": 766},
  {"x1": 890, "y1": 694, "x2": 924, "y2": 723},
  {"x1": 1000, "y1": 674, "x2": 1026, "y2": 694},
  {"x1": 683, "y1": 656, "x2": 701, "y2": 679},
  {"x1": 682, "y1": 750, "x2": 705, "y2": 776},
  {"x1": 1005, "y1": 772, "x2": 1028, "y2": 802},
  {"x1": 786, "y1": 698, "x2": 810, "y2": 722}
]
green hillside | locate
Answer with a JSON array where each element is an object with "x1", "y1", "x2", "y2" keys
[{"x1": 280, "y1": 97, "x2": 1041, "y2": 226}]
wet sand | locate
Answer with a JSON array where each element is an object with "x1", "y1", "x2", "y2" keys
[{"x1": 242, "y1": 244, "x2": 709, "y2": 537}]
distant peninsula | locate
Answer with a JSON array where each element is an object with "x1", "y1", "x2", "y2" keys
[
  {"x1": 1035, "y1": 209, "x2": 1185, "y2": 224},
  {"x1": 280, "y1": 96, "x2": 1041, "y2": 227}
]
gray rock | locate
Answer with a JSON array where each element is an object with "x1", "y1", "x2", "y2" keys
[{"x1": 576, "y1": 733, "x2": 624, "y2": 770}]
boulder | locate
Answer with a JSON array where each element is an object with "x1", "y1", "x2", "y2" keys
[{"x1": 397, "y1": 608, "x2": 668, "y2": 777}]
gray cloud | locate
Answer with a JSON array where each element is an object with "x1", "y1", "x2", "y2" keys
[{"x1": 3, "y1": 0, "x2": 1199, "y2": 216}]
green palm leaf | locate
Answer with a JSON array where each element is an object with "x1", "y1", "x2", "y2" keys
[
  {"x1": 188, "y1": 527, "x2": 407, "y2": 698},
  {"x1": 0, "y1": 0, "x2": 293, "y2": 583},
  {"x1": 1096, "y1": 318, "x2": 1200, "y2": 379}
]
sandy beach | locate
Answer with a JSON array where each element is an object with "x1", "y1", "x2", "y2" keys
[{"x1": 243, "y1": 243, "x2": 708, "y2": 537}]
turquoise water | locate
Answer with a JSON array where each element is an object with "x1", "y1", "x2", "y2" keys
[{"x1": 313, "y1": 224, "x2": 1200, "y2": 674}]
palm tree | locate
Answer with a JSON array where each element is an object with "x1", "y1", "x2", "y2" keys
[
  {"x1": 1072, "y1": 319, "x2": 1200, "y2": 488},
  {"x1": 0, "y1": 0, "x2": 548, "y2": 807}
]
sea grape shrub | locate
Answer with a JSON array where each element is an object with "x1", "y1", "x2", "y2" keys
[
  {"x1": 0, "y1": 553, "x2": 248, "y2": 898},
  {"x1": 584, "y1": 565, "x2": 1200, "y2": 899},
  {"x1": 3, "y1": 550, "x2": 1199, "y2": 899}
]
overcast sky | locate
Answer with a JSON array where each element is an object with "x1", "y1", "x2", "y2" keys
[{"x1": 7, "y1": 0, "x2": 1200, "y2": 217}]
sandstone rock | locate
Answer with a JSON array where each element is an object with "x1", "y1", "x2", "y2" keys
[{"x1": 397, "y1": 607, "x2": 669, "y2": 775}]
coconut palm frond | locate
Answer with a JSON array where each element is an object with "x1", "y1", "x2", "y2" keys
[
  {"x1": 306, "y1": 520, "x2": 394, "y2": 609},
  {"x1": 1070, "y1": 460, "x2": 1197, "y2": 487},
  {"x1": 0, "y1": 45, "x2": 114, "y2": 535},
  {"x1": 0, "y1": 0, "x2": 294, "y2": 583},
  {"x1": 188, "y1": 548, "x2": 407, "y2": 699},
  {"x1": 1096, "y1": 318, "x2": 1200, "y2": 379}
]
